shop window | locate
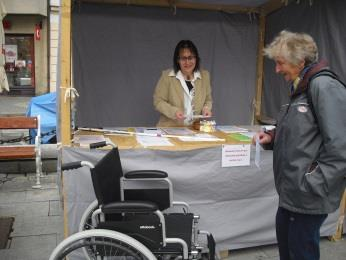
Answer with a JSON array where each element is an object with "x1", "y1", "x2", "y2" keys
[{"x1": 4, "y1": 34, "x2": 35, "y2": 96}]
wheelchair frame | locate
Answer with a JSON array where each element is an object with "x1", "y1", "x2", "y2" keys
[{"x1": 50, "y1": 142, "x2": 215, "y2": 260}]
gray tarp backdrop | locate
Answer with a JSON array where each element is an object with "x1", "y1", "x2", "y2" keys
[
  {"x1": 72, "y1": 3, "x2": 259, "y2": 127},
  {"x1": 72, "y1": 0, "x2": 346, "y2": 127},
  {"x1": 262, "y1": 0, "x2": 346, "y2": 119}
]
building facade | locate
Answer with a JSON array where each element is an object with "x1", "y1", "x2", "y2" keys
[
  {"x1": 49, "y1": 0, "x2": 60, "y2": 92},
  {"x1": 1, "y1": 0, "x2": 53, "y2": 96}
]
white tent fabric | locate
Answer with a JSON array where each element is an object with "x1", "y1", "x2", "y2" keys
[{"x1": 0, "y1": 1, "x2": 9, "y2": 93}]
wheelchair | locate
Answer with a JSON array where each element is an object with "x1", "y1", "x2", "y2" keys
[{"x1": 50, "y1": 141, "x2": 216, "y2": 260}]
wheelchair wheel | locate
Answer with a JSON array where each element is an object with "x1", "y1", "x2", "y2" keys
[
  {"x1": 49, "y1": 229, "x2": 156, "y2": 260},
  {"x1": 79, "y1": 199, "x2": 99, "y2": 231},
  {"x1": 201, "y1": 252, "x2": 218, "y2": 260}
]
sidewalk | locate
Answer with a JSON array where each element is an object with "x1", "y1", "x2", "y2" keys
[
  {"x1": 0, "y1": 172, "x2": 63, "y2": 260},
  {"x1": 0, "y1": 95, "x2": 31, "y2": 116},
  {"x1": 0, "y1": 95, "x2": 62, "y2": 259},
  {"x1": 224, "y1": 236, "x2": 346, "y2": 260}
]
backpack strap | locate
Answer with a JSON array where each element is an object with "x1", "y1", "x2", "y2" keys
[
  {"x1": 307, "y1": 70, "x2": 346, "y2": 123},
  {"x1": 309, "y1": 69, "x2": 346, "y2": 87}
]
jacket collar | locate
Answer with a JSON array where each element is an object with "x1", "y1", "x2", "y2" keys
[
  {"x1": 168, "y1": 70, "x2": 201, "y2": 81},
  {"x1": 291, "y1": 60, "x2": 329, "y2": 97}
]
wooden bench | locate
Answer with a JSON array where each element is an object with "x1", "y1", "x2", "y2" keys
[{"x1": 0, "y1": 116, "x2": 43, "y2": 188}]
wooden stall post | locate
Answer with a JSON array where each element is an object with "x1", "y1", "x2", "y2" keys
[
  {"x1": 60, "y1": 0, "x2": 72, "y2": 146},
  {"x1": 330, "y1": 190, "x2": 346, "y2": 241},
  {"x1": 253, "y1": 0, "x2": 286, "y2": 123},
  {"x1": 60, "y1": 0, "x2": 72, "y2": 239},
  {"x1": 253, "y1": 14, "x2": 266, "y2": 124}
]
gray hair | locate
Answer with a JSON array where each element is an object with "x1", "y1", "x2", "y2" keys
[{"x1": 263, "y1": 30, "x2": 318, "y2": 66}]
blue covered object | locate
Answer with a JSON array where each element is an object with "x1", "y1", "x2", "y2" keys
[{"x1": 26, "y1": 92, "x2": 57, "y2": 144}]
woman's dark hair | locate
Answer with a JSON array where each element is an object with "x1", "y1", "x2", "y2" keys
[{"x1": 173, "y1": 40, "x2": 200, "y2": 73}]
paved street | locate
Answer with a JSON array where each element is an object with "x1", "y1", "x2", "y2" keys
[{"x1": 0, "y1": 172, "x2": 63, "y2": 260}]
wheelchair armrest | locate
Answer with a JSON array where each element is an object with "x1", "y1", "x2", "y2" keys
[
  {"x1": 101, "y1": 201, "x2": 158, "y2": 214},
  {"x1": 124, "y1": 170, "x2": 168, "y2": 179}
]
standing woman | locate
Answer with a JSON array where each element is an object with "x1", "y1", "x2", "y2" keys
[
  {"x1": 153, "y1": 40, "x2": 212, "y2": 127},
  {"x1": 257, "y1": 30, "x2": 346, "y2": 260}
]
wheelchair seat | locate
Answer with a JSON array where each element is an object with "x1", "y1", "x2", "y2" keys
[{"x1": 91, "y1": 147, "x2": 172, "y2": 211}]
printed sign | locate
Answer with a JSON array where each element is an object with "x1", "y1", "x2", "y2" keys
[
  {"x1": 4, "y1": 45, "x2": 17, "y2": 63},
  {"x1": 222, "y1": 144, "x2": 251, "y2": 167}
]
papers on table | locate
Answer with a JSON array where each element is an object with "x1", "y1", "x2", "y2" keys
[
  {"x1": 161, "y1": 128, "x2": 195, "y2": 135},
  {"x1": 177, "y1": 133, "x2": 223, "y2": 142},
  {"x1": 136, "y1": 135, "x2": 173, "y2": 147},
  {"x1": 217, "y1": 125, "x2": 249, "y2": 133},
  {"x1": 143, "y1": 128, "x2": 165, "y2": 135},
  {"x1": 228, "y1": 133, "x2": 252, "y2": 142},
  {"x1": 238, "y1": 131, "x2": 256, "y2": 139},
  {"x1": 136, "y1": 128, "x2": 223, "y2": 143},
  {"x1": 102, "y1": 127, "x2": 133, "y2": 135},
  {"x1": 74, "y1": 135, "x2": 106, "y2": 147},
  {"x1": 136, "y1": 128, "x2": 173, "y2": 147},
  {"x1": 74, "y1": 135, "x2": 116, "y2": 148}
]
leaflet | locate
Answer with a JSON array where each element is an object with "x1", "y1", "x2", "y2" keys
[{"x1": 217, "y1": 125, "x2": 249, "y2": 133}]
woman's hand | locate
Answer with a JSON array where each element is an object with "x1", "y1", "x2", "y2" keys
[
  {"x1": 202, "y1": 106, "x2": 212, "y2": 117},
  {"x1": 252, "y1": 131, "x2": 272, "y2": 145},
  {"x1": 175, "y1": 111, "x2": 185, "y2": 120}
]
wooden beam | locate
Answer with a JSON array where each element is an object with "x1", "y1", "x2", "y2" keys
[
  {"x1": 254, "y1": 14, "x2": 266, "y2": 123},
  {"x1": 0, "y1": 147, "x2": 36, "y2": 159},
  {"x1": 329, "y1": 190, "x2": 346, "y2": 241},
  {"x1": 60, "y1": 0, "x2": 72, "y2": 146},
  {"x1": 259, "y1": 0, "x2": 286, "y2": 15},
  {"x1": 60, "y1": 0, "x2": 72, "y2": 242},
  {"x1": 0, "y1": 117, "x2": 37, "y2": 129},
  {"x1": 79, "y1": 0, "x2": 260, "y2": 14}
]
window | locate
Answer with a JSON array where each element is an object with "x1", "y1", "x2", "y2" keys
[{"x1": 4, "y1": 34, "x2": 35, "y2": 95}]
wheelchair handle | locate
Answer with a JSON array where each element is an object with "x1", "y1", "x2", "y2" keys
[
  {"x1": 61, "y1": 161, "x2": 94, "y2": 171},
  {"x1": 61, "y1": 161, "x2": 83, "y2": 171},
  {"x1": 89, "y1": 141, "x2": 107, "y2": 149},
  {"x1": 89, "y1": 141, "x2": 117, "y2": 149}
]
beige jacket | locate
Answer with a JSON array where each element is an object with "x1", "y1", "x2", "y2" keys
[{"x1": 153, "y1": 69, "x2": 213, "y2": 127}]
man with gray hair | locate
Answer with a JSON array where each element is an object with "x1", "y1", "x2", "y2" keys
[{"x1": 255, "y1": 30, "x2": 346, "y2": 260}]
